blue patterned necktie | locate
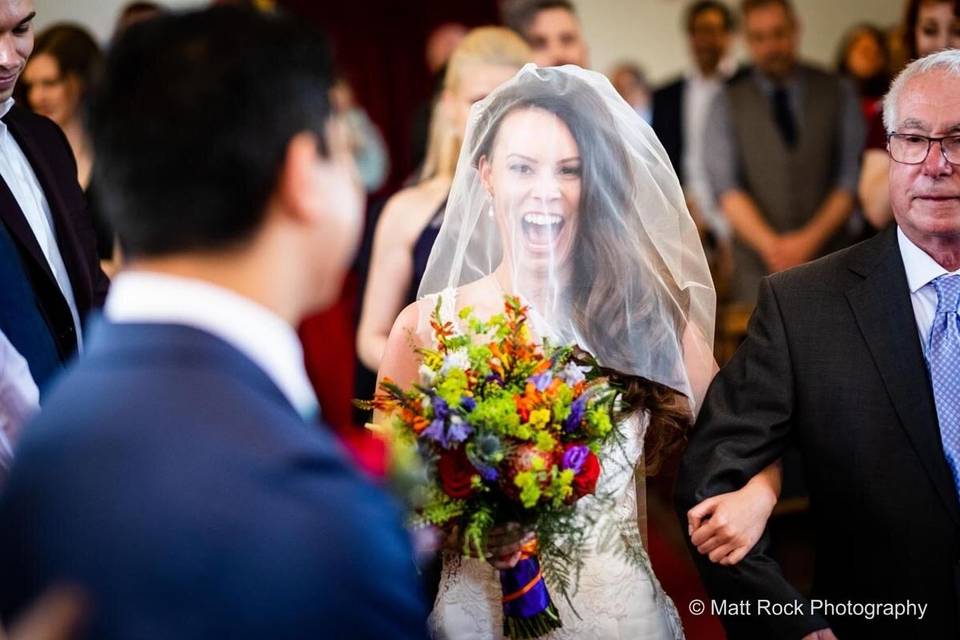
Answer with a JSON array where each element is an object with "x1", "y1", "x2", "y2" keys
[{"x1": 928, "y1": 274, "x2": 960, "y2": 492}]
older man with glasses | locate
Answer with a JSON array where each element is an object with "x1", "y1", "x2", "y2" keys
[{"x1": 677, "y1": 48, "x2": 960, "y2": 639}]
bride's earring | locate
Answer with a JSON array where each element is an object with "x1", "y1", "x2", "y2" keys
[{"x1": 485, "y1": 192, "x2": 494, "y2": 218}]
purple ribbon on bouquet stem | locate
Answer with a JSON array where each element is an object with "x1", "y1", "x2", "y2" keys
[{"x1": 499, "y1": 541, "x2": 562, "y2": 639}]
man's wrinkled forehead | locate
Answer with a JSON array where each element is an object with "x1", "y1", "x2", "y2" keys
[
  {"x1": 0, "y1": 0, "x2": 34, "y2": 33},
  {"x1": 897, "y1": 71, "x2": 960, "y2": 133}
]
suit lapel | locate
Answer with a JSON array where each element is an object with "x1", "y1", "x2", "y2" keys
[
  {"x1": 3, "y1": 108, "x2": 91, "y2": 314},
  {"x1": 0, "y1": 166, "x2": 57, "y2": 286},
  {"x1": 846, "y1": 228, "x2": 960, "y2": 525}
]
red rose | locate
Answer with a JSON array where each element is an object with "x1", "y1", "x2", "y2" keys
[
  {"x1": 437, "y1": 448, "x2": 475, "y2": 499},
  {"x1": 571, "y1": 451, "x2": 600, "y2": 498}
]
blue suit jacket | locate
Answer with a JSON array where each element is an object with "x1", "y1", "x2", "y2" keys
[
  {"x1": 0, "y1": 321, "x2": 428, "y2": 639},
  {"x1": 0, "y1": 105, "x2": 110, "y2": 393}
]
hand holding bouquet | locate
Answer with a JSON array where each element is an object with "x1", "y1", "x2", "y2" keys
[{"x1": 372, "y1": 296, "x2": 622, "y2": 639}]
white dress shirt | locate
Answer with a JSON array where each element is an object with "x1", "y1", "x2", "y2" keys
[
  {"x1": 683, "y1": 67, "x2": 732, "y2": 239},
  {"x1": 898, "y1": 227, "x2": 960, "y2": 353},
  {"x1": 106, "y1": 272, "x2": 319, "y2": 418},
  {"x1": 0, "y1": 329, "x2": 39, "y2": 477},
  {"x1": 0, "y1": 98, "x2": 83, "y2": 347}
]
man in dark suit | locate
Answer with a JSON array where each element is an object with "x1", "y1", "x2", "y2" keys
[
  {"x1": 0, "y1": 0, "x2": 108, "y2": 393},
  {"x1": 0, "y1": 7, "x2": 427, "y2": 639},
  {"x1": 652, "y1": 1, "x2": 737, "y2": 278},
  {"x1": 676, "y1": 50, "x2": 960, "y2": 639},
  {"x1": 652, "y1": 0, "x2": 735, "y2": 190}
]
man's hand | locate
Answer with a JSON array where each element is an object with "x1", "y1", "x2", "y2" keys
[{"x1": 802, "y1": 628, "x2": 838, "y2": 640}]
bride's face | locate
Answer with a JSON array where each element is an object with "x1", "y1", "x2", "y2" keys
[{"x1": 479, "y1": 107, "x2": 581, "y2": 275}]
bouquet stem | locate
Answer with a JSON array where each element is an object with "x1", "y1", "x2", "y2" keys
[{"x1": 500, "y1": 549, "x2": 562, "y2": 639}]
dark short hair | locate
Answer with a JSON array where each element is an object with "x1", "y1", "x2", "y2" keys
[
  {"x1": 87, "y1": 6, "x2": 333, "y2": 258},
  {"x1": 740, "y1": 0, "x2": 795, "y2": 21},
  {"x1": 686, "y1": 0, "x2": 736, "y2": 33},
  {"x1": 502, "y1": 0, "x2": 577, "y2": 37}
]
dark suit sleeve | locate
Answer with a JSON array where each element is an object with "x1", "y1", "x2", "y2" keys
[
  {"x1": 675, "y1": 276, "x2": 830, "y2": 639},
  {"x1": 47, "y1": 118, "x2": 110, "y2": 308}
]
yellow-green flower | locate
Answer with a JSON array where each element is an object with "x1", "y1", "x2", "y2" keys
[{"x1": 528, "y1": 408, "x2": 551, "y2": 430}]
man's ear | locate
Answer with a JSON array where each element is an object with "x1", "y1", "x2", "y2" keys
[{"x1": 275, "y1": 131, "x2": 325, "y2": 225}]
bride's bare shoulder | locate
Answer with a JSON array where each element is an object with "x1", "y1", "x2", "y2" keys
[{"x1": 379, "y1": 302, "x2": 425, "y2": 388}]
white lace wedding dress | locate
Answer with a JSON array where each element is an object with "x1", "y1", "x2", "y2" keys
[{"x1": 424, "y1": 291, "x2": 685, "y2": 640}]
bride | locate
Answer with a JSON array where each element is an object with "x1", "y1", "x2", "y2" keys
[{"x1": 377, "y1": 65, "x2": 717, "y2": 639}]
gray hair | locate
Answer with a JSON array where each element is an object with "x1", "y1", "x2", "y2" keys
[{"x1": 883, "y1": 49, "x2": 960, "y2": 133}]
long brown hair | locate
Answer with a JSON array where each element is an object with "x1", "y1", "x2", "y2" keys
[
  {"x1": 904, "y1": 0, "x2": 960, "y2": 59},
  {"x1": 472, "y1": 70, "x2": 693, "y2": 473}
]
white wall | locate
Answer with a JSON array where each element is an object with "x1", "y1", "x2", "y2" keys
[
  {"x1": 574, "y1": 0, "x2": 905, "y2": 84},
  {"x1": 33, "y1": 0, "x2": 201, "y2": 44}
]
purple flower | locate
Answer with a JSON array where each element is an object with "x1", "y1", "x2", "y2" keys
[
  {"x1": 531, "y1": 371, "x2": 553, "y2": 392},
  {"x1": 563, "y1": 396, "x2": 587, "y2": 432},
  {"x1": 461, "y1": 396, "x2": 476, "y2": 412},
  {"x1": 446, "y1": 416, "x2": 474, "y2": 447},
  {"x1": 422, "y1": 418, "x2": 447, "y2": 445},
  {"x1": 432, "y1": 395, "x2": 449, "y2": 420},
  {"x1": 561, "y1": 444, "x2": 590, "y2": 474},
  {"x1": 486, "y1": 373, "x2": 504, "y2": 387}
]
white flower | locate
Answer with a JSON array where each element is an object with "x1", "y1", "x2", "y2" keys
[
  {"x1": 419, "y1": 364, "x2": 437, "y2": 388},
  {"x1": 560, "y1": 361, "x2": 588, "y2": 386},
  {"x1": 440, "y1": 348, "x2": 471, "y2": 375}
]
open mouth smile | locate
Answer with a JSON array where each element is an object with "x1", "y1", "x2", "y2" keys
[{"x1": 520, "y1": 212, "x2": 565, "y2": 248}]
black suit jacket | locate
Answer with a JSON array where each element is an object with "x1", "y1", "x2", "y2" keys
[
  {"x1": 0, "y1": 105, "x2": 109, "y2": 384},
  {"x1": 676, "y1": 227, "x2": 959, "y2": 639},
  {"x1": 651, "y1": 77, "x2": 685, "y2": 185}
]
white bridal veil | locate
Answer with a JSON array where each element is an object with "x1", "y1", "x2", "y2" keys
[{"x1": 418, "y1": 64, "x2": 716, "y2": 411}]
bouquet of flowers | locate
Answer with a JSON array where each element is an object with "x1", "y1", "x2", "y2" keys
[{"x1": 371, "y1": 296, "x2": 623, "y2": 639}]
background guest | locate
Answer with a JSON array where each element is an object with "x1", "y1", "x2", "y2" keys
[
  {"x1": 859, "y1": 0, "x2": 960, "y2": 229},
  {"x1": 21, "y1": 25, "x2": 99, "y2": 190},
  {"x1": 331, "y1": 77, "x2": 390, "y2": 194},
  {"x1": 409, "y1": 22, "x2": 467, "y2": 172},
  {"x1": 653, "y1": 0, "x2": 738, "y2": 294},
  {"x1": 19, "y1": 24, "x2": 118, "y2": 275},
  {"x1": 835, "y1": 23, "x2": 891, "y2": 121},
  {"x1": 704, "y1": 0, "x2": 864, "y2": 305},
  {"x1": 609, "y1": 61, "x2": 652, "y2": 123},
  {"x1": 502, "y1": 0, "x2": 588, "y2": 67}
]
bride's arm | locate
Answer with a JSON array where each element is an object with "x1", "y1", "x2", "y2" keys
[
  {"x1": 373, "y1": 302, "x2": 423, "y2": 424},
  {"x1": 681, "y1": 322, "x2": 719, "y2": 412},
  {"x1": 686, "y1": 460, "x2": 782, "y2": 566}
]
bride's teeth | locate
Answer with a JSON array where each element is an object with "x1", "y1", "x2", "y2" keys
[{"x1": 523, "y1": 213, "x2": 562, "y2": 226}]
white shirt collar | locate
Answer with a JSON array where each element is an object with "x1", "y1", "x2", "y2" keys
[
  {"x1": 105, "y1": 271, "x2": 318, "y2": 417},
  {"x1": 897, "y1": 226, "x2": 960, "y2": 293},
  {"x1": 0, "y1": 97, "x2": 13, "y2": 120}
]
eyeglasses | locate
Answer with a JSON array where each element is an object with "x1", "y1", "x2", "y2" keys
[{"x1": 887, "y1": 132, "x2": 960, "y2": 165}]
